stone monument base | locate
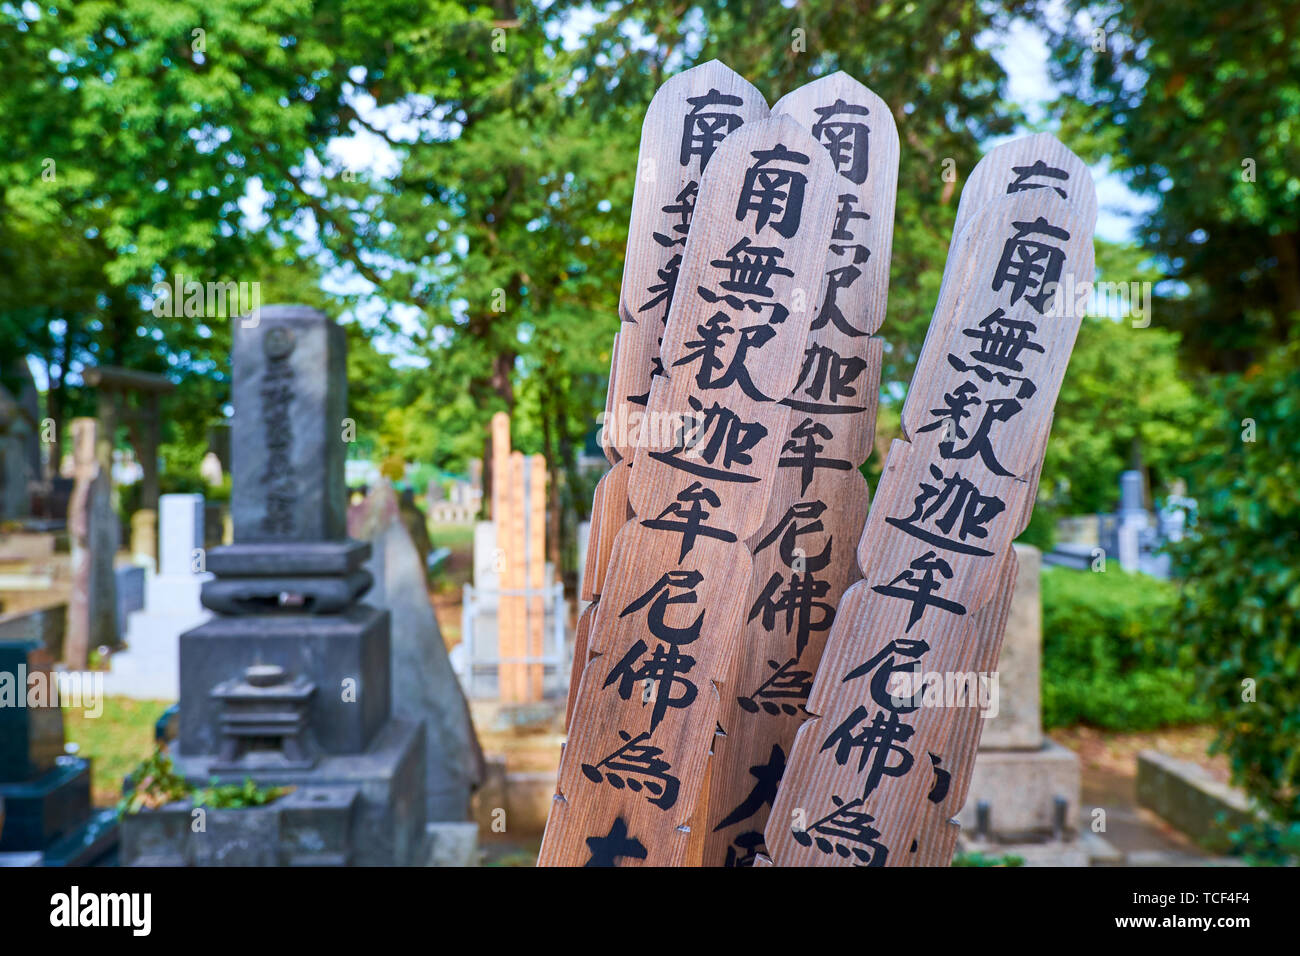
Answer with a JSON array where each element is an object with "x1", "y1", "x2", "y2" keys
[
  {"x1": 122, "y1": 719, "x2": 426, "y2": 866},
  {"x1": 958, "y1": 740, "x2": 1082, "y2": 841},
  {"x1": 179, "y1": 606, "x2": 392, "y2": 756},
  {"x1": 0, "y1": 757, "x2": 119, "y2": 866},
  {"x1": 425, "y1": 820, "x2": 480, "y2": 866},
  {"x1": 956, "y1": 834, "x2": 1091, "y2": 867}
]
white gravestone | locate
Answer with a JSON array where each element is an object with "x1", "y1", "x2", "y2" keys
[{"x1": 106, "y1": 493, "x2": 212, "y2": 699}]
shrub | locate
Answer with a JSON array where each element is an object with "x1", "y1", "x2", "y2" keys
[
  {"x1": 1041, "y1": 564, "x2": 1209, "y2": 730},
  {"x1": 1168, "y1": 339, "x2": 1300, "y2": 829}
]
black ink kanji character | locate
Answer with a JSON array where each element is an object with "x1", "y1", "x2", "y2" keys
[
  {"x1": 581, "y1": 730, "x2": 680, "y2": 810},
  {"x1": 714, "y1": 744, "x2": 786, "y2": 831},
  {"x1": 641, "y1": 481, "x2": 738, "y2": 561},
  {"x1": 673, "y1": 310, "x2": 778, "y2": 401},
  {"x1": 946, "y1": 308, "x2": 1042, "y2": 399},
  {"x1": 961, "y1": 308, "x2": 1044, "y2": 372},
  {"x1": 619, "y1": 568, "x2": 705, "y2": 645},
  {"x1": 1006, "y1": 159, "x2": 1069, "y2": 200},
  {"x1": 992, "y1": 216, "x2": 1071, "y2": 313},
  {"x1": 779, "y1": 417, "x2": 853, "y2": 494},
  {"x1": 652, "y1": 181, "x2": 698, "y2": 251},
  {"x1": 650, "y1": 396, "x2": 768, "y2": 483},
  {"x1": 810, "y1": 262, "x2": 868, "y2": 337},
  {"x1": 722, "y1": 830, "x2": 767, "y2": 868},
  {"x1": 749, "y1": 570, "x2": 834, "y2": 657},
  {"x1": 819, "y1": 706, "x2": 915, "y2": 798},
  {"x1": 736, "y1": 143, "x2": 811, "y2": 238},
  {"x1": 639, "y1": 254, "x2": 682, "y2": 317},
  {"x1": 627, "y1": 353, "x2": 665, "y2": 408},
  {"x1": 842, "y1": 637, "x2": 931, "y2": 714},
  {"x1": 885, "y1": 463, "x2": 1007, "y2": 556},
  {"x1": 831, "y1": 192, "x2": 871, "y2": 245},
  {"x1": 584, "y1": 817, "x2": 648, "y2": 867},
  {"x1": 926, "y1": 752, "x2": 951, "y2": 804},
  {"x1": 812, "y1": 99, "x2": 871, "y2": 184},
  {"x1": 709, "y1": 237, "x2": 794, "y2": 299},
  {"x1": 784, "y1": 343, "x2": 869, "y2": 414},
  {"x1": 792, "y1": 794, "x2": 888, "y2": 865},
  {"x1": 916, "y1": 380, "x2": 1021, "y2": 476},
  {"x1": 738, "y1": 657, "x2": 814, "y2": 715},
  {"x1": 751, "y1": 500, "x2": 831, "y2": 572},
  {"x1": 681, "y1": 89, "x2": 745, "y2": 170},
  {"x1": 871, "y1": 551, "x2": 967, "y2": 631},
  {"x1": 602, "y1": 640, "x2": 697, "y2": 732}
]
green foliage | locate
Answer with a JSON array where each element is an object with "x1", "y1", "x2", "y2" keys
[
  {"x1": 952, "y1": 850, "x2": 1025, "y2": 867},
  {"x1": 1040, "y1": 245, "x2": 1213, "y2": 514},
  {"x1": 550, "y1": 0, "x2": 1023, "y2": 391},
  {"x1": 193, "y1": 776, "x2": 293, "y2": 810},
  {"x1": 1168, "y1": 339, "x2": 1300, "y2": 826},
  {"x1": 1226, "y1": 820, "x2": 1300, "y2": 867},
  {"x1": 1015, "y1": 503, "x2": 1056, "y2": 553},
  {"x1": 118, "y1": 747, "x2": 290, "y2": 815},
  {"x1": 1041, "y1": 1, "x2": 1300, "y2": 373},
  {"x1": 1041, "y1": 565, "x2": 1209, "y2": 730}
]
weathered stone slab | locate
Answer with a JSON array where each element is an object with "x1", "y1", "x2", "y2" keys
[
  {"x1": 230, "y1": 306, "x2": 348, "y2": 544},
  {"x1": 978, "y1": 543, "x2": 1042, "y2": 750}
]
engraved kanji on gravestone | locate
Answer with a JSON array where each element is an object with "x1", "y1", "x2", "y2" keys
[{"x1": 202, "y1": 306, "x2": 371, "y2": 614}]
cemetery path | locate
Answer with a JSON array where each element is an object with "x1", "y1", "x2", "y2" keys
[{"x1": 1052, "y1": 726, "x2": 1240, "y2": 865}]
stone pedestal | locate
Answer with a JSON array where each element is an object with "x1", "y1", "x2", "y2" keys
[{"x1": 960, "y1": 545, "x2": 1084, "y2": 863}]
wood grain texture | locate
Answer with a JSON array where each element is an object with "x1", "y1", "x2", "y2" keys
[
  {"x1": 505, "y1": 450, "x2": 527, "y2": 702},
  {"x1": 566, "y1": 601, "x2": 598, "y2": 730},
  {"x1": 611, "y1": 60, "x2": 768, "y2": 461},
  {"x1": 765, "y1": 186, "x2": 1094, "y2": 866},
  {"x1": 630, "y1": 117, "x2": 839, "y2": 540},
  {"x1": 568, "y1": 460, "x2": 631, "y2": 730},
  {"x1": 564, "y1": 61, "x2": 762, "y2": 733},
  {"x1": 540, "y1": 115, "x2": 838, "y2": 866},
  {"x1": 905, "y1": 135, "x2": 1096, "y2": 863},
  {"x1": 703, "y1": 72, "x2": 898, "y2": 867}
]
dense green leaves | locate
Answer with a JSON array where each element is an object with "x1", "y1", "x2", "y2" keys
[
  {"x1": 1039, "y1": 0, "x2": 1300, "y2": 373},
  {"x1": 1041, "y1": 565, "x2": 1208, "y2": 730},
  {"x1": 1168, "y1": 339, "x2": 1300, "y2": 824}
]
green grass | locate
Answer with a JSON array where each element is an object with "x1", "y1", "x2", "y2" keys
[
  {"x1": 428, "y1": 520, "x2": 476, "y2": 552},
  {"x1": 63, "y1": 696, "x2": 171, "y2": 806}
]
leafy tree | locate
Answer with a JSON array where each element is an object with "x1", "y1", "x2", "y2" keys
[
  {"x1": 1037, "y1": 0, "x2": 1300, "y2": 373},
  {"x1": 1169, "y1": 337, "x2": 1300, "y2": 831},
  {"x1": 543, "y1": 0, "x2": 1030, "y2": 390},
  {"x1": 1039, "y1": 241, "x2": 1212, "y2": 514}
]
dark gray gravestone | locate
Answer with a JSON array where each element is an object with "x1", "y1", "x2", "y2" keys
[
  {"x1": 229, "y1": 307, "x2": 347, "y2": 544},
  {"x1": 141, "y1": 305, "x2": 426, "y2": 867},
  {"x1": 0, "y1": 608, "x2": 119, "y2": 866}
]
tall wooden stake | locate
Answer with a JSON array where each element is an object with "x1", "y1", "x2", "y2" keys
[
  {"x1": 765, "y1": 176, "x2": 1095, "y2": 866},
  {"x1": 541, "y1": 115, "x2": 837, "y2": 866},
  {"x1": 703, "y1": 72, "x2": 899, "y2": 866}
]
